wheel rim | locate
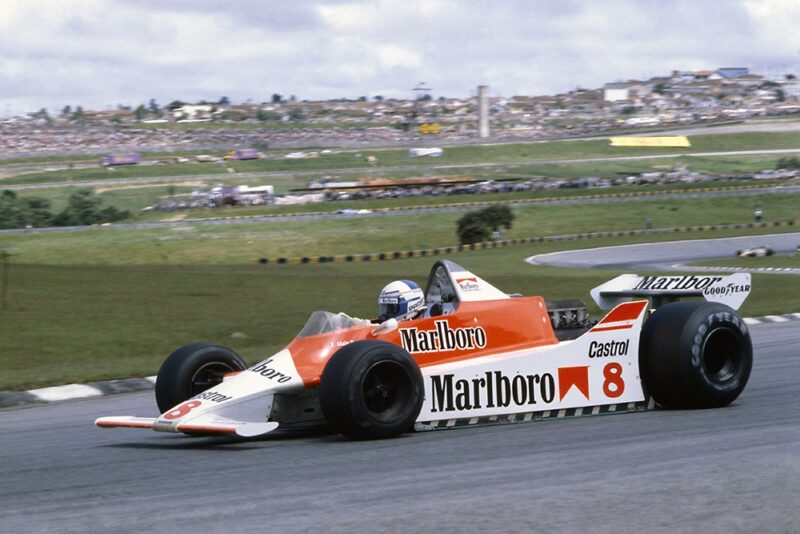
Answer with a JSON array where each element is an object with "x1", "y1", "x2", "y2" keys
[
  {"x1": 702, "y1": 327, "x2": 742, "y2": 385},
  {"x1": 190, "y1": 361, "x2": 237, "y2": 396},
  {"x1": 361, "y1": 360, "x2": 413, "y2": 423}
]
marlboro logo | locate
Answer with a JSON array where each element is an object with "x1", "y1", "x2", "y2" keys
[
  {"x1": 633, "y1": 275, "x2": 722, "y2": 291},
  {"x1": 430, "y1": 371, "x2": 556, "y2": 412},
  {"x1": 456, "y1": 277, "x2": 479, "y2": 291},
  {"x1": 429, "y1": 366, "x2": 592, "y2": 413},
  {"x1": 399, "y1": 320, "x2": 487, "y2": 354}
]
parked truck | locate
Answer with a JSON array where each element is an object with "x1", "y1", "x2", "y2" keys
[
  {"x1": 101, "y1": 153, "x2": 141, "y2": 166},
  {"x1": 409, "y1": 147, "x2": 443, "y2": 157},
  {"x1": 224, "y1": 149, "x2": 259, "y2": 160}
]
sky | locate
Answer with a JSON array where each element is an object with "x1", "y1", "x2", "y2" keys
[{"x1": 2, "y1": 0, "x2": 800, "y2": 116}]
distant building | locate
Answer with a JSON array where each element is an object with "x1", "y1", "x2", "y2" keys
[
  {"x1": 692, "y1": 70, "x2": 716, "y2": 80},
  {"x1": 716, "y1": 67, "x2": 750, "y2": 79},
  {"x1": 671, "y1": 70, "x2": 697, "y2": 83},
  {"x1": 781, "y1": 79, "x2": 800, "y2": 98},
  {"x1": 730, "y1": 74, "x2": 765, "y2": 88},
  {"x1": 172, "y1": 104, "x2": 214, "y2": 120},
  {"x1": 604, "y1": 83, "x2": 631, "y2": 102}
]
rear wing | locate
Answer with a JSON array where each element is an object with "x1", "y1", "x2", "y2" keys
[{"x1": 590, "y1": 273, "x2": 751, "y2": 311}]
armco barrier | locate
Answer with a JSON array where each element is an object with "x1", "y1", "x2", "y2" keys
[{"x1": 257, "y1": 218, "x2": 800, "y2": 265}]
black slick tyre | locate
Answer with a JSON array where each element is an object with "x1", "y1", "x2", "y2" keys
[
  {"x1": 319, "y1": 340, "x2": 424, "y2": 440},
  {"x1": 155, "y1": 343, "x2": 247, "y2": 414},
  {"x1": 640, "y1": 301, "x2": 752, "y2": 409}
]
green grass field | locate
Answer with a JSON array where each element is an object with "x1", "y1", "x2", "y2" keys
[
  {"x1": 2, "y1": 236, "x2": 799, "y2": 391},
  {"x1": 1, "y1": 190, "x2": 799, "y2": 390},
  {"x1": 2, "y1": 192, "x2": 798, "y2": 264}
]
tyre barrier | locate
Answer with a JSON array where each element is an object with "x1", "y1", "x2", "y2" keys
[{"x1": 257, "y1": 217, "x2": 800, "y2": 265}]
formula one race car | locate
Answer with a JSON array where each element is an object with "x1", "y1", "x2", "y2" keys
[
  {"x1": 736, "y1": 246, "x2": 774, "y2": 258},
  {"x1": 96, "y1": 260, "x2": 753, "y2": 440}
]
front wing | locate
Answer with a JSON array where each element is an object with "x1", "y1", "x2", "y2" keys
[{"x1": 95, "y1": 415, "x2": 279, "y2": 437}]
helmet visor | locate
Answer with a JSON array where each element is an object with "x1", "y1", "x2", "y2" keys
[{"x1": 378, "y1": 302, "x2": 400, "y2": 320}]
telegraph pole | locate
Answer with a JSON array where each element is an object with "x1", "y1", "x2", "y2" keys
[{"x1": 410, "y1": 82, "x2": 431, "y2": 139}]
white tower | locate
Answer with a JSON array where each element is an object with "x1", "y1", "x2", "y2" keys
[{"x1": 478, "y1": 85, "x2": 489, "y2": 138}]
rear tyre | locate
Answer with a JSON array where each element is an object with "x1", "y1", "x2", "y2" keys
[
  {"x1": 155, "y1": 343, "x2": 247, "y2": 414},
  {"x1": 640, "y1": 302, "x2": 752, "y2": 409},
  {"x1": 319, "y1": 340, "x2": 423, "y2": 440}
]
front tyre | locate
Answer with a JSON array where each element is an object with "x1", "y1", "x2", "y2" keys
[
  {"x1": 319, "y1": 340, "x2": 424, "y2": 440},
  {"x1": 640, "y1": 302, "x2": 752, "y2": 409},
  {"x1": 155, "y1": 343, "x2": 247, "y2": 414}
]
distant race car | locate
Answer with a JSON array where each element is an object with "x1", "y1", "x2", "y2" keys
[
  {"x1": 336, "y1": 208, "x2": 373, "y2": 215},
  {"x1": 736, "y1": 246, "x2": 774, "y2": 257},
  {"x1": 96, "y1": 260, "x2": 753, "y2": 440}
]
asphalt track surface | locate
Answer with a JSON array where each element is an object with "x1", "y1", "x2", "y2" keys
[
  {"x1": 527, "y1": 232, "x2": 800, "y2": 273},
  {"x1": 0, "y1": 318, "x2": 797, "y2": 533}
]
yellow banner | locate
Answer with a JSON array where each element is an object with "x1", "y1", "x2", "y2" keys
[
  {"x1": 609, "y1": 136, "x2": 691, "y2": 147},
  {"x1": 419, "y1": 122, "x2": 442, "y2": 134}
]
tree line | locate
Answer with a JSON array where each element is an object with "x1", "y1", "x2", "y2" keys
[{"x1": 0, "y1": 189, "x2": 130, "y2": 230}]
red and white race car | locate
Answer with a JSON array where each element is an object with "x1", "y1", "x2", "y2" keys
[{"x1": 96, "y1": 260, "x2": 753, "y2": 439}]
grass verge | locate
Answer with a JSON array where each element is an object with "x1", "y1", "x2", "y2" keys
[
  {"x1": 2, "y1": 192, "x2": 798, "y2": 264},
  {"x1": 1, "y1": 228, "x2": 799, "y2": 391}
]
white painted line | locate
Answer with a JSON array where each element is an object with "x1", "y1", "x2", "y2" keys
[
  {"x1": 29, "y1": 383, "x2": 103, "y2": 402},
  {"x1": 792, "y1": 313, "x2": 800, "y2": 320},
  {"x1": 744, "y1": 317, "x2": 761, "y2": 325},
  {"x1": 146, "y1": 376, "x2": 157, "y2": 384},
  {"x1": 764, "y1": 315, "x2": 790, "y2": 322}
]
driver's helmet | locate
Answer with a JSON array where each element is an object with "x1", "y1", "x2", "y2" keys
[{"x1": 378, "y1": 280, "x2": 426, "y2": 322}]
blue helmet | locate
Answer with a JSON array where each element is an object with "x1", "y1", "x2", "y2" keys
[{"x1": 378, "y1": 280, "x2": 426, "y2": 321}]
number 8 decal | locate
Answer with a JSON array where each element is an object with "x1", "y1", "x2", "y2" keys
[
  {"x1": 603, "y1": 362, "x2": 625, "y2": 398},
  {"x1": 164, "y1": 400, "x2": 201, "y2": 420}
]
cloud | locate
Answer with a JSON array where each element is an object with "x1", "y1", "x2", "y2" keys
[{"x1": 1, "y1": 0, "x2": 798, "y2": 116}]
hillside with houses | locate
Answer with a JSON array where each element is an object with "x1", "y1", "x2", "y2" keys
[{"x1": 3, "y1": 68, "x2": 798, "y2": 158}]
